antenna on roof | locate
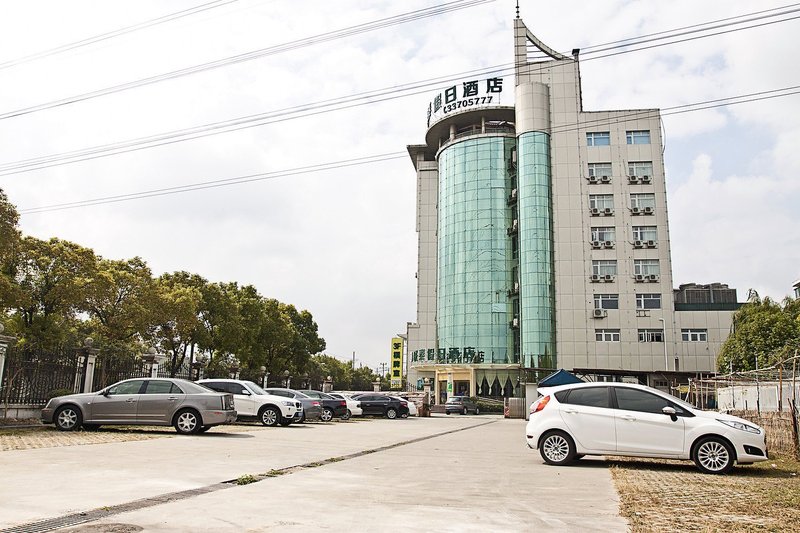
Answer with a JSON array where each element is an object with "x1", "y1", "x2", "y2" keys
[{"x1": 515, "y1": 0, "x2": 520, "y2": 19}]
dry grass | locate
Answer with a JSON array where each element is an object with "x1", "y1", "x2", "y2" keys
[{"x1": 610, "y1": 454, "x2": 800, "y2": 532}]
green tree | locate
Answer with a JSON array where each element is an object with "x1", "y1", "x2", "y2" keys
[
  {"x1": 151, "y1": 272, "x2": 204, "y2": 376},
  {"x1": 7, "y1": 237, "x2": 97, "y2": 350},
  {"x1": 196, "y1": 281, "x2": 245, "y2": 362},
  {"x1": 351, "y1": 366, "x2": 378, "y2": 391},
  {"x1": 0, "y1": 188, "x2": 21, "y2": 312},
  {"x1": 83, "y1": 256, "x2": 159, "y2": 349},
  {"x1": 718, "y1": 293, "x2": 800, "y2": 372}
]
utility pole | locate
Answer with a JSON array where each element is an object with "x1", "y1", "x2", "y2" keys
[{"x1": 352, "y1": 351, "x2": 356, "y2": 371}]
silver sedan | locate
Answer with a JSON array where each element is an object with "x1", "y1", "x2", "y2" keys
[{"x1": 41, "y1": 378, "x2": 237, "y2": 435}]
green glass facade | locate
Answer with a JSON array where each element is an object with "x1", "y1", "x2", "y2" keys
[
  {"x1": 516, "y1": 132, "x2": 556, "y2": 368},
  {"x1": 437, "y1": 136, "x2": 517, "y2": 364}
]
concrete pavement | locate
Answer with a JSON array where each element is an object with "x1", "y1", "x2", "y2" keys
[{"x1": 0, "y1": 416, "x2": 627, "y2": 532}]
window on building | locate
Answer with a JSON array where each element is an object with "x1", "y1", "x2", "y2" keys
[
  {"x1": 628, "y1": 161, "x2": 654, "y2": 178},
  {"x1": 595, "y1": 329, "x2": 621, "y2": 342},
  {"x1": 594, "y1": 294, "x2": 619, "y2": 309},
  {"x1": 681, "y1": 329, "x2": 708, "y2": 342},
  {"x1": 626, "y1": 130, "x2": 651, "y2": 144},
  {"x1": 596, "y1": 375, "x2": 622, "y2": 382},
  {"x1": 588, "y1": 162, "x2": 612, "y2": 178},
  {"x1": 591, "y1": 226, "x2": 616, "y2": 241},
  {"x1": 589, "y1": 194, "x2": 614, "y2": 210},
  {"x1": 632, "y1": 226, "x2": 657, "y2": 241},
  {"x1": 592, "y1": 260, "x2": 617, "y2": 276},
  {"x1": 630, "y1": 193, "x2": 656, "y2": 209},
  {"x1": 635, "y1": 293, "x2": 661, "y2": 309},
  {"x1": 587, "y1": 132, "x2": 610, "y2": 146},
  {"x1": 633, "y1": 259, "x2": 660, "y2": 276},
  {"x1": 638, "y1": 329, "x2": 664, "y2": 342}
]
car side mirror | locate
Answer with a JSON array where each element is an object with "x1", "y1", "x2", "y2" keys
[
  {"x1": 100, "y1": 389, "x2": 111, "y2": 397},
  {"x1": 662, "y1": 406, "x2": 678, "y2": 421},
  {"x1": 240, "y1": 389, "x2": 251, "y2": 396}
]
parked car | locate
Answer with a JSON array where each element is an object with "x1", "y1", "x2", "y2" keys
[
  {"x1": 353, "y1": 394, "x2": 409, "y2": 419},
  {"x1": 298, "y1": 390, "x2": 348, "y2": 421},
  {"x1": 328, "y1": 392, "x2": 363, "y2": 419},
  {"x1": 41, "y1": 378, "x2": 236, "y2": 435},
  {"x1": 526, "y1": 382, "x2": 769, "y2": 474},
  {"x1": 445, "y1": 396, "x2": 480, "y2": 415},
  {"x1": 198, "y1": 379, "x2": 301, "y2": 427},
  {"x1": 262, "y1": 388, "x2": 322, "y2": 422},
  {"x1": 389, "y1": 396, "x2": 417, "y2": 417}
]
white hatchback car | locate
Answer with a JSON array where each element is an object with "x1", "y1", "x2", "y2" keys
[{"x1": 525, "y1": 382, "x2": 768, "y2": 474}]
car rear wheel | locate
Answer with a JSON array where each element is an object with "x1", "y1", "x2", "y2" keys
[
  {"x1": 386, "y1": 408, "x2": 398, "y2": 419},
  {"x1": 54, "y1": 406, "x2": 82, "y2": 431},
  {"x1": 341, "y1": 409, "x2": 352, "y2": 420},
  {"x1": 693, "y1": 436, "x2": 735, "y2": 474},
  {"x1": 475, "y1": 407, "x2": 480, "y2": 415},
  {"x1": 320, "y1": 408, "x2": 334, "y2": 422},
  {"x1": 259, "y1": 406, "x2": 280, "y2": 427},
  {"x1": 174, "y1": 408, "x2": 202, "y2": 435},
  {"x1": 462, "y1": 407, "x2": 467, "y2": 415},
  {"x1": 539, "y1": 430, "x2": 576, "y2": 466}
]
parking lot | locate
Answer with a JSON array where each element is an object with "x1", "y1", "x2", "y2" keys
[{"x1": 0, "y1": 415, "x2": 626, "y2": 532}]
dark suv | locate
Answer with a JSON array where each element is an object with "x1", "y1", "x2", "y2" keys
[
  {"x1": 445, "y1": 396, "x2": 480, "y2": 415},
  {"x1": 297, "y1": 390, "x2": 349, "y2": 421},
  {"x1": 353, "y1": 394, "x2": 409, "y2": 419}
]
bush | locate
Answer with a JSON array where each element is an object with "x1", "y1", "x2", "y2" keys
[
  {"x1": 47, "y1": 388, "x2": 74, "y2": 400},
  {"x1": 476, "y1": 400, "x2": 504, "y2": 413}
]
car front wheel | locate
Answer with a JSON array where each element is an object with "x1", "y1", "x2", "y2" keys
[
  {"x1": 386, "y1": 408, "x2": 398, "y2": 419},
  {"x1": 54, "y1": 406, "x2": 82, "y2": 431},
  {"x1": 174, "y1": 409, "x2": 202, "y2": 435},
  {"x1": 259, "y1": 406, "x2": 280, "y2": 427},
  {"x1": 693, "y1": 437, "x2": 735, "y2": 474},
  {"x1": 320, "y1": 408, "x2": 334, "y2": 422},
  {"x1": 539, "y1": 430, "x2": 576, "y2": 466}
]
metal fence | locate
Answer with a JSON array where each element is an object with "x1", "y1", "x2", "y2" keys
[
  {"x1": 1, "y1": 346, "x2": 81, "y2": 406},
  {"x1": 92, "y1": 352, "x2": 150, "y2": 391}
]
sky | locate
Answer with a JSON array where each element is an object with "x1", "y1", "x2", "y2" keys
[{"x1": 0, "y1": 0, "x2": 798, "y2": 371}]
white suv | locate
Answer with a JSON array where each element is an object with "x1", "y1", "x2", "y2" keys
[
  {"x1": 526, "y1": 382, "x2": 768, "y2": 474},
  {"x1": 199, "y1": 379, "x2": 302, "y2": 427}
]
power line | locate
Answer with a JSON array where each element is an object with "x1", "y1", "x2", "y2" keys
[
  {"x1": 17, "y1": 86, "x2": 800, "y2": 215},
  {"x1": 0, "y1": 0, "x2": 240, "y2": 71},
  {"x1": 1, "y1": 5, "x2": 798, "y2": 177},
  {"x1": 18, "y1": 153, "x2": 406, "y2": 214},
  {"x1": 0, "y1": 0, "x2": 493, "y2": 121}
]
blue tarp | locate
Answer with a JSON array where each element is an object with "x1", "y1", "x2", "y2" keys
[{"x1": 538, "y1": 369, "x2": 583, "y2": 387}]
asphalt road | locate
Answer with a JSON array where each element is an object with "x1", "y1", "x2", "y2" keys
[{"x1": 0, "y1": 415, "x2": 627, "y2": 532}]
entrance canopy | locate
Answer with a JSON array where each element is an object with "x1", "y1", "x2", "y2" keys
[{"x1": 538, "y1": 369, "x2": 583, "y2": 387}]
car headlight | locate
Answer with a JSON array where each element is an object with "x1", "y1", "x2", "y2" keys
[
  {"x1": 717, "y1": 419, "x2": 761, "y2": 434},
  {"x1": 281, "y1": 401, "x2": 294, "y2": 407}
]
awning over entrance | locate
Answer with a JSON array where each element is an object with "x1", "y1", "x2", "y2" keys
[{"x1": 538, "y1": 369, "x2": 583, "y2": 387}]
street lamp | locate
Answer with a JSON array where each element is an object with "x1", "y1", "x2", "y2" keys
[
  {"x1": 283, "y1": 370, "x2": 291, "y2": 388},
  {"x1": 658, "y1": 318, "x2": 669, "y2": 371},
  {"x1": 260, "y1": 366, "x2": 267, "y2": 388}
]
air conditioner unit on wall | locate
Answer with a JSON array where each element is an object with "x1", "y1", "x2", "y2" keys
[
  {"x1": 604, "y1": 240, "x2": 613, "y2": 248},
  {"x1": 631, "y1": 207, "x2": 641, "y2": 214},
  {"x1": 593, "y1": 308, "x2": 608, "y2": 318},
  {"x1": 635, "y1": 274, "x2": 645, "y2": 281},
  {"x1": 603, "y1": 274, "x2": 614, "y2": 282},
  {"x1": 643, "y1": 206, "x2": 654, "y2": 214},
  {"x1": 641, "y1": 175, "x2": 652, "y2": 183},
  {"x1": 588, "y1": 176, "x2": 599, "y2": 184},
  {"x1": 590, "y1": 207, "x2": 600, "y2": 215},
  {"x1": 603, "y1": 208, "x2": 613, "y2": 215},
  {"x1": 648, "y1": 274, "x2": 659, "y2": 281},
  {"x1": 600, "y1": 175, "x2": 611, "y2": 183},
  {"x1": 633, "y1": 240, "x2": 644, "y2": 248},
  {"x1": 591, "y1": 240, "x2": 602, "y2": 248},
  {"x1": 590, "y1": 274, "x2": 600, "y2": 282},
  {"x1": 646, "y1": 240, "x2": 656, "y2": 248},
  {"x1": 628, "y1": 175, "x2": 639, "y2": 184}
]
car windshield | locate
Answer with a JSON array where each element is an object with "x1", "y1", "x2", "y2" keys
[
  {"x1": 243, "y1": 381, "x2": 268, "y2": 395},
  {"x1": 174, "y1": 379, "x2": 215, "y2": 394}
]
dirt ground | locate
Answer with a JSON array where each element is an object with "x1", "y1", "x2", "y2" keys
[{"x1": 610, "y1": 454, "x2": 800, "y2": 532}]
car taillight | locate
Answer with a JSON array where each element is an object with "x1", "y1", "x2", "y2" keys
[
  {"x1": 339, "y1": 401, "x2": 346, "y2": 407},
  {"x1": 312, "y1": 401, "x2": 320, "y2": 406},
  {"x1": 401, "y1": 401, "x2": 407, "y2": 407},
  {"x1": 530, "y1": 395, "x2": 550, "y2": 415}
]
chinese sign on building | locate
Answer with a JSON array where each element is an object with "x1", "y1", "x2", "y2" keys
[
  {"x1": 390, "y1": 337, "x2": 404, "y2": 390},
  {"x1": 426, "y1": 76, "x2": 506, "y2": 127}
]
